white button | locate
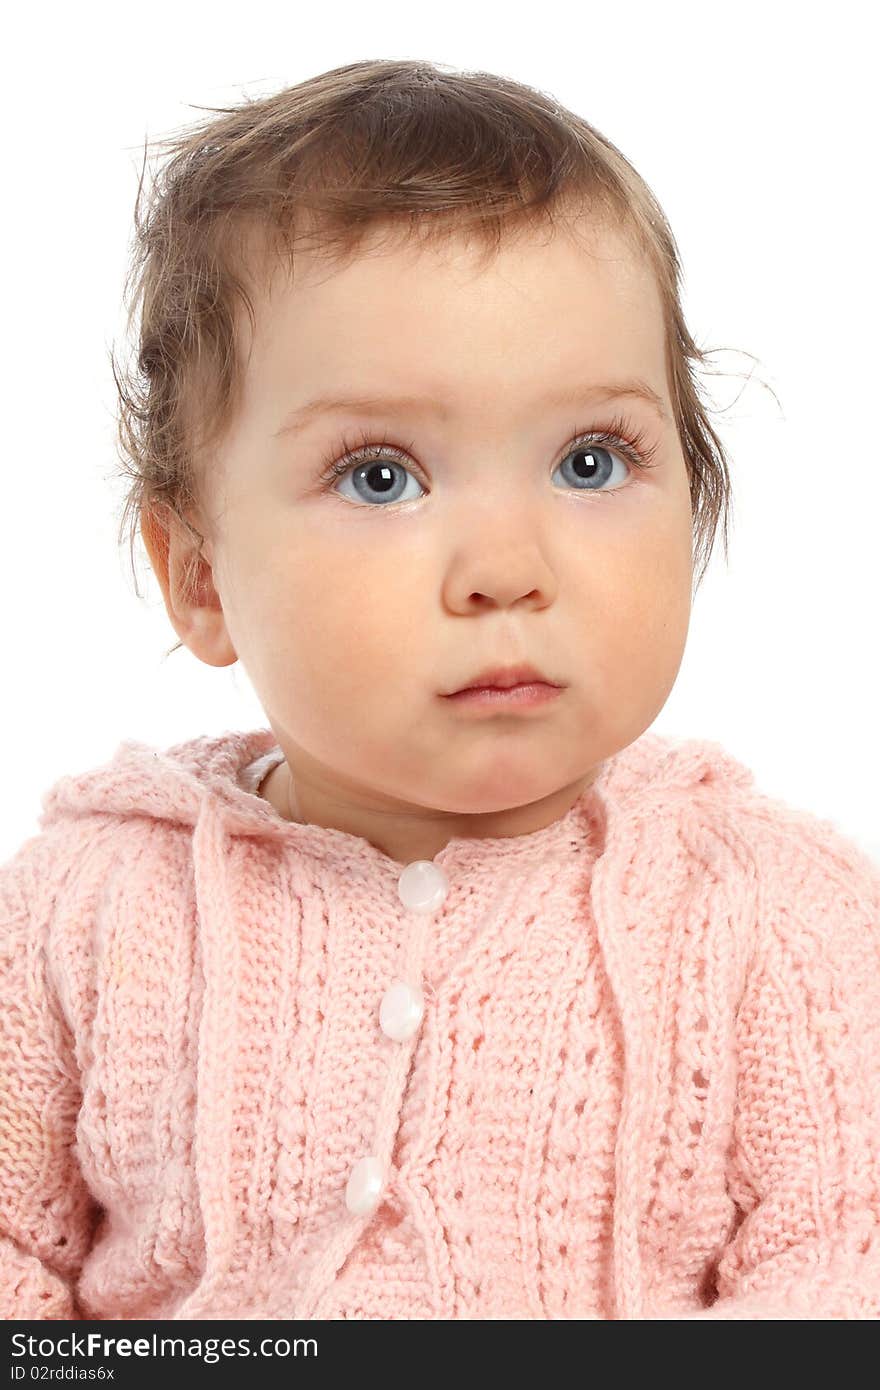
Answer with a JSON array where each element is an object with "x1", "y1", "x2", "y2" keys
[
  {"x1": 379, "y1": 980, "x2": 425, "y2": 1042},
  {"x1": 345, "y1": 1155, "x2": 384, "y2": 1216},
  {"x1": 397, "y1": 859, "x2": 449, "y2": 913}
]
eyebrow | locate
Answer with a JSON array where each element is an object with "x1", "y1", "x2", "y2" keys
[{"x1": 273, "y1": 377, "x2": 670, "y2": 436}]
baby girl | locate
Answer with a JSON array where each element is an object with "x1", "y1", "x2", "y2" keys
[{"x1": 2, "y1": 58, "x2": 878, "y2": 1320}]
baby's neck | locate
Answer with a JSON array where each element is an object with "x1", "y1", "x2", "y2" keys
[{"x1": 255, "y1": 758, "x2": 597, "y2": 867}]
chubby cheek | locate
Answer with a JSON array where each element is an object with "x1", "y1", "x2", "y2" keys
[
  {"x1": 239, "y1": 516, "x2": 435, "y2": 719},
  {"x1": 578, "y1": 509, "x2": 693, "y2": 731}
]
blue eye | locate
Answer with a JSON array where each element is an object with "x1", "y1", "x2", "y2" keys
[{"x1": 315, "y1": 416, "x2": 661, "y2": 508}]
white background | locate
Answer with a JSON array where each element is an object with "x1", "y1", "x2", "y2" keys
[{"x1": 2, "y1": 1, "x2": 877, "y2": 863}]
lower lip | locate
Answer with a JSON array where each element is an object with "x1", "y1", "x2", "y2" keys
[{"x1": 442, "y1": 682, "x2": 562, "y2": 710}]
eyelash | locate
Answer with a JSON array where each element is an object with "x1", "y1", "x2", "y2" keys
[{"x1": 315, "y1": 410, "x2": 662, "y2": 501}]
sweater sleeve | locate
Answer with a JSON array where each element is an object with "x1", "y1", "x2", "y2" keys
[
  {"x1": 0, "y1": 829, "x2": 103, "y2": 1319},
  {"x1": 674, "y1": 827, "x2": 880, "y2": 1320}
]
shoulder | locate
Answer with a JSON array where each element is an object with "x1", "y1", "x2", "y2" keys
[
  {"x1": 609, "y1": 733, "x2": 878, "y2": 941},
  {"x1": 729, "y1": 767, "x2": 878, "y2": 905},
  {"x1": 618, "y1": 730, "x2": 875, "y2": 873},
  {"x1": 719, "y1": 775, "x2": 880, "y2": 977},
  {"x1": 3, "y1": 803, "x2": 194, "y2": 947},
  {"x1": 2, "y1": 811, "x2": 198, "y2": 1042}
]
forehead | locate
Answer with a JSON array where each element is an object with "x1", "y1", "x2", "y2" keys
[{"x1": 237, "y1": 215, "x2": 668, "y2": 418}]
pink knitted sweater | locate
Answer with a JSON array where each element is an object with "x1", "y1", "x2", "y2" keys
[{"x1": 2, "y1": 726, "x2": 879, "y2": 1321}]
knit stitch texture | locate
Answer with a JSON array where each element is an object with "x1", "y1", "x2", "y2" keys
[{"x1": 2, "y1": 726, "x2": 879, "y2": 1320}]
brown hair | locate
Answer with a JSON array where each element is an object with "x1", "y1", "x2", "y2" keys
[{"x1": 111, "y1": 58, "x2": 763, "y2": 656}]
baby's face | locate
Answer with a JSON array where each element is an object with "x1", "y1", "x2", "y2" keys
[{"x1": 182, "y1": 214, "x2": 694, "y2": 859}]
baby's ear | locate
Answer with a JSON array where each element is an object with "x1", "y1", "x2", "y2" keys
[{"x1": 140, "y1": 501, "x2": 237, "y2": 668}]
